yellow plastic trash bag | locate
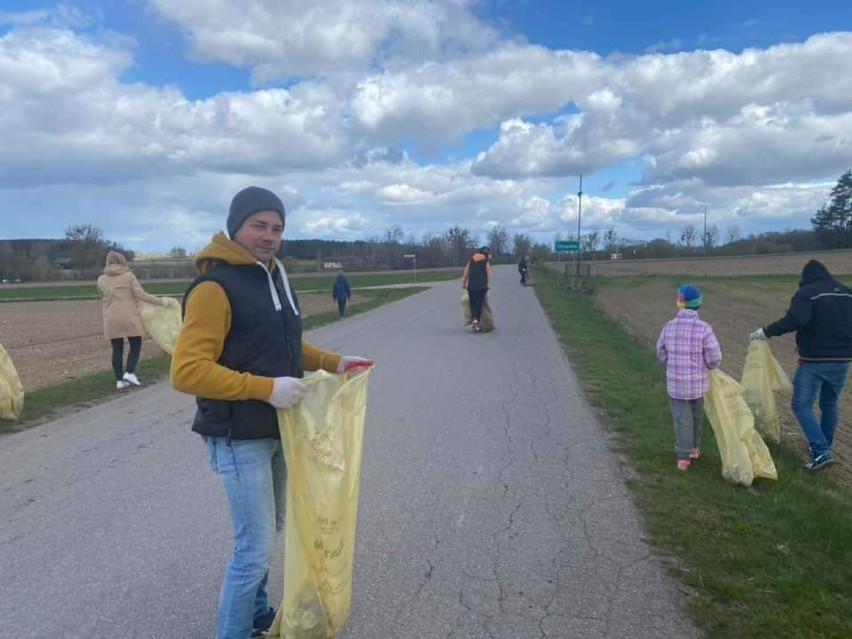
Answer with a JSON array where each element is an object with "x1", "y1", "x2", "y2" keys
[
  {"x1": 460, "y1": 290, "x2": 472, "y2": 325},
  {"x1": 479, "y1": 292, "x2": 496, "y2": 332},
  {"x1": 0, "y1": 343, "x2": 24, "y2": 420},
  {"x1": 137, "y1": 297, "x2": 182, "y2": 355},
  {"x1": 704, "y1": 369, "x2": 777, "y2": 486},
  {"x1": 740, "y1": 340, "x2": 791, "y2": 443},
  {"x1": 270, "y1": 368, "x2": 372, "y2": 639}
]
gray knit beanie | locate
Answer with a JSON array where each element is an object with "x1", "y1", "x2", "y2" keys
[{"x1": 227, "y1": 186, "x2": 286, "y2": 238}]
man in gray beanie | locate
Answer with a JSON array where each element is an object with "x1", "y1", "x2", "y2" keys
[
  {"x1": 227, "y1": 186, "x2": 286, "y2": 239},
  {"x1": 171, "y1": 186, "x2": 373, "y2": 638}
]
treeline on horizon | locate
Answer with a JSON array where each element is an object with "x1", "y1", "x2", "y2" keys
[
  {"x1": 0, "y1": 226, "x2": 838, "y2": 283},
  {"x1": 2, "y1": 169, "x2": 849, "y2": 282}
]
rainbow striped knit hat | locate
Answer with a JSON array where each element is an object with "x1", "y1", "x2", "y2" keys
[{"x1": 677, "y1": 284, "x2": 702, "y2": 309}]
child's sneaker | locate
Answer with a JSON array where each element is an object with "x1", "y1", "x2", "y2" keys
[
  {"x1": 677, "y1": 459, "x2": 691, "y2": 471},
  {"x1": 689, "y1": 448, "x2": 701, "y2": 460},
  {"x1": 116, "y1": 380, "x2": 130, "y2": 390},
  {"x1": 123, "y1": 372, "x2": 141, "y2": 386},
  {"x1": 472, "y1": 320, "x2": 480, "y2": 333},
  {"x1": 804, "y1": 453, "x2": 834, "y2": 471}
]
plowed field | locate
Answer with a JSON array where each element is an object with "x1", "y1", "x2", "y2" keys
[{"x1": 0, "y1": 292, "x2": 359, "y2": 392}]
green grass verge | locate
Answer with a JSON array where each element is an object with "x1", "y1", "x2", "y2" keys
[
  {"x1": 533, "y1": 268, "x2": 852, "y2": 639},
  {"x1": 0, "y1": 270, "x2": 457, "y2": 301},
  {"x1": 0, "y1": 286, "x2": 426, "y2": 434}
]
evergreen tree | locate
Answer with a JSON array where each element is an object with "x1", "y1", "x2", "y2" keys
[{"x1": 812, "y1": 170, "x2": 852, "y2": 248}]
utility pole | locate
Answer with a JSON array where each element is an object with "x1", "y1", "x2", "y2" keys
[
  {"x1": 576, "y1": 173, "x2": 583, "y2": 277},
  {"x1": 703, "y1": 205, "x2": 708, "y2": 255}
]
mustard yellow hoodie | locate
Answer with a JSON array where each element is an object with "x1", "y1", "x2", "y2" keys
[{"x1": 170, "y1": 232, "x2": 341, "y2": 403}]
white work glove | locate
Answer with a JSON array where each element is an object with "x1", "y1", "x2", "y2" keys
[
  {"x1": 337, "y1": 356, "x2": 374, "y2": 374},
  {"x1": 268, "y1": 376, "x2": 307, "y2": 408},
  {"x1": 161, "y1": 297, "x2": 171, "y2": 308},
  {"x1": 750, "y1": 327, "x2": 767, "y2": 340}
]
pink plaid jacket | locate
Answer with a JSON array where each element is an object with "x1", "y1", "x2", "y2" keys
[{"x1": 656, "y1": 310, "x2": 722, "y2": 400}]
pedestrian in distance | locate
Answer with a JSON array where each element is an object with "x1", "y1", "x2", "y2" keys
[
  {"x1": 518, "y1": 254, "x2": 528, "y2": 285},
  {"x1": 656, "y1": 284, "x2": 722, "y2": 471},
  {"x1": 97, "y1": 250, "x2": 169, "y2": 390},
  {"x1": 462, "y1": 246, "x2": 491, "y2": 333},
  {"x1": 170, "y1": 186, "x2": 374, "y2": 639},
  {"x1": 332, "y1": 269, "x2": 351, "y2": 319},
  {"x1": 751, "y1": 259, "x2": 852, "y2": 471}
]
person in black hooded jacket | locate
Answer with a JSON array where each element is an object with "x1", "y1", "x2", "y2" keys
[{"x1": 751, "y1": 259, "x2": 852, "y2": 471}]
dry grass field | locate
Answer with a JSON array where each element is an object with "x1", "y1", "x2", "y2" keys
[
  {"x1": 588, "y1": 249, "x2": 852, "y2": 277},
  {"x1": 0, "y1": 292, "x2": 364, "y2": 392},
  {"x1": 593, "y1": 255, "x2": 852, "y2": 484}
]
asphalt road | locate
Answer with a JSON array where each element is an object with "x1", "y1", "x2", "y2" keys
[{"x1": 0, "y1": 266, "x2": 699, "y2": 639}]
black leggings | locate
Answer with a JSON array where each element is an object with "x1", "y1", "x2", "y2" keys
[
  {"x1": 111, "y1": 337, "x2": 142, "y2": 380},
  {"x1": 468, "y1": 289, "x2": 486, "y2": 322}
]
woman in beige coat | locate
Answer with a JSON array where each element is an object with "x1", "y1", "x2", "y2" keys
[{"x1": 97, "y1": 251, "x2": 168, "y2": 389}]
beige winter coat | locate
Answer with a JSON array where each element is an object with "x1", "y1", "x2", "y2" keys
[{"x1": 97, "y1": 265, "x2": 161, "y2": 339}]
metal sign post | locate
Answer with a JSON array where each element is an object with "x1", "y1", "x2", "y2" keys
[{"x1": 554, "y1": 241, "x2": 579, "y2": 288}]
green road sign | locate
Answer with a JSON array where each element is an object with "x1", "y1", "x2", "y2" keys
[{"x1": 554, "y1": 240, "x2": 580, "y2": 253}]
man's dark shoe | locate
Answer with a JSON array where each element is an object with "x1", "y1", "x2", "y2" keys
[
  {"x1": 804, "y1": 453, "x2": 834, "y2": 471},
  {"x1": 253, "y1": 606, "x2": 276, "y2": 633}
]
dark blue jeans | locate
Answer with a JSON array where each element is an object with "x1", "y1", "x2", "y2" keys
[{"x1": 791, "y1": 362, "x2": 850, "y2": 458}]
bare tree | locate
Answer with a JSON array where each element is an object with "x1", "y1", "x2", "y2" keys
[
  {"x1": 65, "y1": 224, "x2": 106, "y2": 273},
  {"x1": 583, "y1": 229, "x2": 600, "y2": 257},
  {"x1": 725, "y1": 224, "x2": 741, "y2": 245},
  {"x1": 603, "y1": 226, "x2": 618, "y2": 252},
  {"x1": 680, "y1": 224, "x2": 697, "y2": 250},
  {"x1": 385, "y1": 224, "x2": 404, "y2": 245},
  {"x1": 486, "y1": 225, "x2": 510, "y2": 257},
  {"x1": 512, "y1": 233, "x2": 533, "y2": 258},
  {"x1": 703, "y1": 224, "x2": 719, "y2": 250},
  {"x1": 445, "y1": 226, "x2": 475, "y2": 266}
]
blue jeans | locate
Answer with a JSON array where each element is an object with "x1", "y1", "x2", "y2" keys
[
  {"x1": 204, "y1": 436, "x2": 286, "y2": 639},
  {"x1": 791, "y1": 362, "x2": 850, "y2": 458}
]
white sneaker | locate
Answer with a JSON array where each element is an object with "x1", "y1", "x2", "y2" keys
[
  {"x1": 123, "y1": 372, "x2": 141, "y2": 386},
  {"x1": 116, "y1": 380, "x2": 130, "y2": 390}
]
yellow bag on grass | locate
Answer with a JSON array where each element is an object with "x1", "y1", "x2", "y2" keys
[
  {"x1": 0, "y1": 343, "x2": 24, "y2": 420},
  {"x1": 137, "y1": 297, "x2": 182, "y2": 355},
  {"x1": 270, "y1": 368, "x2": 372, "y2": 639},
  {"x1": 460, "y1": 290, "x2": 471, "y2": 325},
  {"x1": 740, "y1": 340, "x2": 791, "y2": 443},
  {"x1": 704, "y1": 369, "x2": 777, "y2": 486}
]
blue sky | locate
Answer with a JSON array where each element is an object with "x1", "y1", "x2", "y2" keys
[{"x1": 0, "y1": 1, "x2": 850, "y2": 254}]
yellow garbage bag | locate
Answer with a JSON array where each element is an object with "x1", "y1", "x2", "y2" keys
[
  {"x1": 704, "y1": 369, "x2": 777, "y2": 486},
  {"x1": 270, "y1": 368, "x2": 372, "y2": 639},
  {"x1": 460, "y1": 290, "x2": 471, "y2": 325},
  {"x1": 0, "y1": 343, "x2": 24, "y2": 420},
  {"x1": 479, "y1": 292, "x2": 496, "y2": 332},
  {"x1": 740, "y1": 340, "x2": 791, "y2": 443},
  {"x1": 137, "y1": 297, "x2": 182, "y2": 355}
]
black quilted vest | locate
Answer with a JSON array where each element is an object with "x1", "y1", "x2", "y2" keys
[{"x1": 183, "y1": 261, "x2": 303, "y2": 440}]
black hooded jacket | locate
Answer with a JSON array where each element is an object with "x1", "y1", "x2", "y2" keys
[{"x1": 764, "y1": 260, "x2": 852, "y2": 362}]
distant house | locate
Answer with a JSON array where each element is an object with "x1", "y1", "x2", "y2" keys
[{"x1": 53, "y1": 257, "x2": 74, "y2": 269}]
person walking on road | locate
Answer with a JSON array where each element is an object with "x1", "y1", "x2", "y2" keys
[
  {"x1": 518, "y1": 254, "x2": 529, "y2": 285},
  {"x1": 462, "y1": 246, "x2": 491, "y2": 333},
  {"x1": 97, "y1": 250, "x2": 168, "y2": 390},
  {"x1": 170, "y1": 186, "x2": 373, "y2": 639},
  {"x1": 656, "y1": 284, "x2": 722, "y2": 471},
  {"x1": 332, "y1": 270, "x2": 351, "y2": 319},
  {"x1": 751, "y1": 259, "x2": 852, "y2": 471}
]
